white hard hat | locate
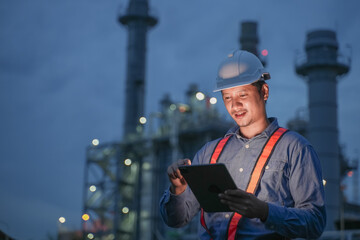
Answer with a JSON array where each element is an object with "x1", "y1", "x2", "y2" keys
[{"x1": 214, "y1": 49, "x2": 270, "y2": 92}]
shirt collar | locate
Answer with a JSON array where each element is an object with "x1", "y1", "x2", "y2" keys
[{"x1": 225, "y1": 117, "x2": 280, "y2": 140}]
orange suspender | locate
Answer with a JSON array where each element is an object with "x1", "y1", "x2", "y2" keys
[
  {"x1": 200, "y1": 127, "x2": 288, "y2": 240},
  {"x1": 210, "y1": 135, "x2": 232, "y2": 164},
  {"x1": 200, "y1": 135, "x2": 231, "y2": 239}
]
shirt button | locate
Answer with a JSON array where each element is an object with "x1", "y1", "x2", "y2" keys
[
  {"x1": 245, "y1": 144, "x2": 249, "y2": 149},
  {"x1": 225, "y1": 214, "x2": 230, "y2": 218},
  {"x1": 239, "y1": 168, "x2": 243, "y2": 172}
]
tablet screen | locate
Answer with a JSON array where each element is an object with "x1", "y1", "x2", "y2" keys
[{"x1": 179, "y1": 163, "x2": 237, "y2": 212}]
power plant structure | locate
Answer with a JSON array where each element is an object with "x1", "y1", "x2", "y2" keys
[
  {"x1": 295, "y1": 30, "x2": 351, "y2": 230},
  {"x1": 80, "y1": 4, "x2": 359, "y2": 238},
  {"x1": 80, "y1": 19, "x2": 263, "y2": 240},
  {"x1": 82, "y1": 0, "x2": 158, "y2": 239},
  {"x1": 82, "y1": 85, "x2": 232, "y2": 240},
  {"x1": 239, "y1": 21, "x2": 267, "y2": 66},
  {"x1": 119, "y1": 0, "x2": 157, "y2": 139}
]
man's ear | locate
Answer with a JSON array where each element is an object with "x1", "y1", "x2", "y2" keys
[{"x1": 262, "y1": 83, "x2": 269, "y2": 101}]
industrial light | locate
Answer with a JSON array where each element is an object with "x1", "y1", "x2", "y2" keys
[
  {"x1": 124, "y1": 158, "x2": 132, "y2": 166},
  {"x1": 87, "y1": 233, "x2": 94, "y2": 239},
  {"x1": 322, "y1": 179, "x2": 327, "y2": 186},
  {"x1": 178, "y1": 104, "x2": 189, "y2": 113},
  {"x1": 209, "y1": 97, "x2": 217, "y2": 104},
  {"x1": 196, "y1": 92, "x2": 205, "y2": 101},
  {"x1": 92, "y1": 139, "x2": 99, "y2": 146},
  {"x1": 169, "y1": 104, "x2": 176, "y2": 111},
  {"x1": 122, "y1": 207, "x2": 129, "y2": 214},
  {"x1": 143, "y1": 162, "x2": 151, "y2": 170},
  {"x1": 82, "y1": 213, "x2": 90, "y2": 221},
  {"x1": 136, "y1": 125, "x2": 142, "y2": 132},
  {"x1": 89, "y1": 185, "x2": 96, "y2": 192},
  {"x1": 59, "y1": 217, "x2": 66, "y2": 223},
  {"x1": 139, "y1": 117, "x2": 147, "y2": 124},
  {"x1": 261, "y1": 49, "x2": 268, "y2": 56}
]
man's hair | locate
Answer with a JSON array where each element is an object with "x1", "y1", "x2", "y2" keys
[
  {"x1": 251, "y1": 80, "x2": 266, "y2": 94},
  {"x1": 251, "y1": 80, "x2": 267, "y2": 103}
]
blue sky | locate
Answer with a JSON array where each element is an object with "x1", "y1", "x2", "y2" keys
[{"x1": 0, "y1": 0, "x2": 359, "y2": 239}]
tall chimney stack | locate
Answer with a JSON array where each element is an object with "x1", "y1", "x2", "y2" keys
[
  {"x1": 239, "y1": 21, "x2": 266, "y2": 66},
  {"x1": 119, "y1": 0, "x2": 157, "y2": 138},
  {"x1": 296, "y1": 30, "x2": 350, "y2": 230}
]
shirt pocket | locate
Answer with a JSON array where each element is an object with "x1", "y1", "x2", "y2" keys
[{"x1": 257, "y1": 159, "x2": 287, "y2": 202}]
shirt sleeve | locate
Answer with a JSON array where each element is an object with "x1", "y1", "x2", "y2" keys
[
  {"x1": 159, "y1": 144, "x2": 208, "y2": 228},
  {"x1": 264, "y1": 144, "x2": 326, "y2": 239},
  {"x1": 159, "y1": 186, "x2": 200, "y2": 228}
]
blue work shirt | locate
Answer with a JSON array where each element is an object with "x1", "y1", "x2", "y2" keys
[{"x1": 159, "y1": 118, "x2": 326, "y2": 239}]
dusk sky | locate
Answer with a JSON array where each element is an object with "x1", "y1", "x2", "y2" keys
[{"x1": 1, "y1": 0, "x2": 359, "y2": 239}]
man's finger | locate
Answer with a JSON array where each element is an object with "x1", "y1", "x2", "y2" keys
[
  {"x1": 224, "y1": 189, "x2": 247, "y2": 195},
  {"x1": 167, "y1": 158, "x2": 192, "y2": 180},
  {"x1": 168, "y1": 172, "x2": 177, "y2": 179},
  {"x1": 168, "y1": 165, "x2": 179, "y2": 179},
  {"x1": 219, "y1": 194, "x2": 247, "y2": 205},
  {"x1": 179, "y1": 158, "x2": 191, "y2": 166},
  {"x1": 174, "y1": 169, "x2": 183, "y2": 179},
  {"x1": 220, "y1": 199, "x2": 246, "y2": 212}
]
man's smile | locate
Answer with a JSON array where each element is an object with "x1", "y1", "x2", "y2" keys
[{"x1": 233, "y1": 110, "x2": 247, "y2": 118}]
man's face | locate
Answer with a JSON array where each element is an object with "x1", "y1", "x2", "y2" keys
[{"x1": 221, "y1": 83, "x2": 269, "y2": 129}]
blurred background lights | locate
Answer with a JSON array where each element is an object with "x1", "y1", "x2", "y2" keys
[
  {"x1": 136, "y1": 125, "x2": 143, "y2": 132},
  {"x1": 139, "y1": 116, "x2": 147, "y2": 124},
  {"x1": 87, "y1": 233, "x2": 94, "y2": 239},
  {"x1": 178, "y1": 104, "x2": 189, "y2": 113},
  {"x1": 82, "y1": 213, "x2": 90, "y2": 221},
  {"x1": 209, "y1": 97, "x2": 217, "y2": 104},
  {"x1": 124, "y1": 158, "x2": 132, "y2": 166},
  {"x1": 58, "y1": 217, "x2": 66, "y2": 223},
  {"x1": 89, "y1": 185, "x2": 96, "y2": 192},
  {"x1": 122, "y1": 207, "x2": 129, "y2": 214},
  {"x1": 143, "y1": 162, "x2": 151, "y2": 170},
  {"x1": 261, "y1": 49, "x2": 268, "y2": 56},
  {"x1": 323, "y1": 179, "x2": 327, "y2": 186},
  {"x1": 347, "y1": 171, "x2": 353, "y2": 177},
  {"x1": 91, "y1": 139, "x2": 99, "y2": 146},
  {"x1": 169, "y1": 104, "x2": 176, "y2": 111},
  {"x1": 196, "y1": 92, "x2": 205, "y2": 101}
]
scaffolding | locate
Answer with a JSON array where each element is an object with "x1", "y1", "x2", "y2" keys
[{"x1": 82, "y1": 84, "x2": 233, "y2": 240}]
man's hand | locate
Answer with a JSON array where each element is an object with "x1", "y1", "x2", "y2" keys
[
  {"x1": 219, "y1": 189, "x2": 269, "y2": 221},
  {"x1": 167, "y1": 158, "x2": 191, "y2": 195}
]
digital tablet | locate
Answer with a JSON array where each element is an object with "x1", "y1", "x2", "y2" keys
[{"x1": 179, "y1": 163, "x2": 238, "y2": 212}]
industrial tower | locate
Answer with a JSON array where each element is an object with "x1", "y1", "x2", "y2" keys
[
  {"x1": 239, "y1": 21, "x2": 266, "y2": 66},
  {"x1": 119, "y1": 0, "x2": 157, "y2": 138},
  {"x1": 82, "y1": 1, "x2": 157, "y2": 240},
  {"x1": 118, "y1": 1, "x2": 157, "y2": 238},
  {"x1": 296, "y1": 30, "x2": 350, "y2": 230}
]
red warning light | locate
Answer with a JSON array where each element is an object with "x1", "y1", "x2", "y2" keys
[{"x1": 261, "y1": 49, "x2": 268, "y2": 56}]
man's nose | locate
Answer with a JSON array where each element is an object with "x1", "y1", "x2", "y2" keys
[{"x1": 231, "y1": 97, "x2": 243, "y2": 109}]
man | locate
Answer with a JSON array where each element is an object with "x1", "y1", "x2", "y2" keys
[{"x1": 159, "y1": 50, "x2": 326, "y2": 239}]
